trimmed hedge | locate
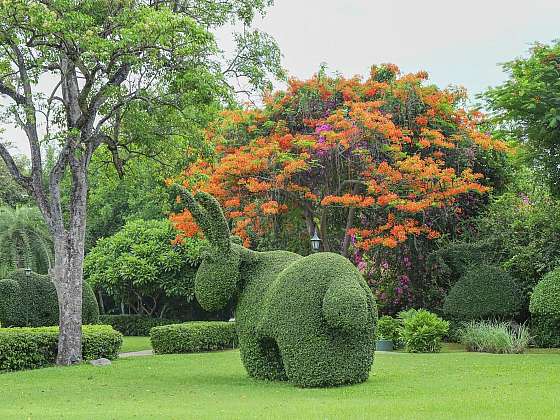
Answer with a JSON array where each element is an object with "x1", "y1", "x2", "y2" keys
[
  {"x1": 0, "y1": 325, "x2": 122, "y2": 372},
  {"x1": 150, "y1": 321, "x2": 237, "y2": 354},
  {"x1": 174, "y1": 189, "x2": 377, "y2": 388},
  {"x1": 529, "y1": 268, "x2": 560, "y2": 347},
  {"x1": 0, "y1": 269, "x2": 99, "y2": 327},
  {"x1": 443, "y1": 265, "x2": 522, "y2": 322},
  {"x1": 98, "y1": 315, "x2": 179, "y2": 336}
]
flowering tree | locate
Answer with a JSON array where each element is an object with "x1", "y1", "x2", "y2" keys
[{"x1": 171, "y1": 65, "x2": 508, "y2": 309}]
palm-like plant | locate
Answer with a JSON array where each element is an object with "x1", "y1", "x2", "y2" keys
[{"x1": 0, "y1": 206, "x2": 53, "y2": 275}]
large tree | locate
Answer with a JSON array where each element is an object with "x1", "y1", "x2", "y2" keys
[
  {"x1": 0, "y1": 0, "x2": 282, "y2": 364},
  {"x1": 172, "y1": 65, "x2": 508, "y2": 255},
  {"x1": 484, "y1": 41, "x2": 560, "y2": 196}
]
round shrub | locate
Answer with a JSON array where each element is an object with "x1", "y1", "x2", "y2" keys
[
  {"x1": 443, "y1": 265, "x2": 522, "y2": 322},
  {"x1": 150, "y1": 321, "x2": 237, "y2": 354},
  {"x1": 529, "y1": 268, "x2": 560, "y2": 347},
  {"x1": 0, "y1": 269, "x2": 99, "y2": 327},
  {"x1": 99, "y1": 315, "x2": 180, "y2": 336},
  {"x1": 401, "y1": 309, "x2": 449, "y2": 353},
  {"x1": 529, "y1": 268, "x2": 560, "y2": 317},
  {"x1": 0, "y1": 325, "x2": 122, "y2": 372}
]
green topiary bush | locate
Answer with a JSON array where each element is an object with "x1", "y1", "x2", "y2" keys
[
  {"x1": 529, "y1": 268, "x2": 560, "y2": 347},
  {"x1": 150, "y1": 321, "x2": 237, "y2": 354},
  {"x1": 172, "y1": 188, "x2": 377, "y2": 387},
  {"x1": 443, "y1": 265, "x2": 522, "y2": 322},
  {"x1": 0, "y1": 269, "x2": 99, "y2": 327},
  {"x1": 0, "y1": 325, "x2": 122, "y2": 372},
  {"x1": 400, "y1": 309, "x2": 449, "y2": 353},
  {"x1": 99, "y1": 315, "x2": 180, "y2": 336}
]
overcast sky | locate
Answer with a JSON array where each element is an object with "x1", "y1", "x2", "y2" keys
[{"x1": 5, "y1": 0, "x2": 560, "y2": 156}]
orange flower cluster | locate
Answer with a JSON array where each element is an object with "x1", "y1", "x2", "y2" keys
[{"x1": 170, "y1": 65, "x2": 509, "y2": 250}]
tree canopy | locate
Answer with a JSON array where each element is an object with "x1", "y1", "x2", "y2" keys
[
  {"x1": 484, "y1": 40, "x2": 560, "y2": 196},
  {"x1": 171, "y1": 65, "x2": 509, "y2": 258}
]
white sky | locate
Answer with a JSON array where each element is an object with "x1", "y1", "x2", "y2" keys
[{"x1": 4, "y1": 0, "x2": 560, "y2": 156}]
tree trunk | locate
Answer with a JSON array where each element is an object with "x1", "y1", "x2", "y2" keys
[
  {"x1": 52, "y1": 230, "x2": 85, "y2": 365},
  {"x1": 50, "y1": 163, "x2": 88, "y2": 366}
]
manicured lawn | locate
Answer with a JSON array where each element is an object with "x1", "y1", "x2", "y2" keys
[
  {"x1": 120, "y1": 336, "x2": 152, "y2": 353},
  {"x1": 1, "y1": 350, "x2": 560, "y2": 419}
]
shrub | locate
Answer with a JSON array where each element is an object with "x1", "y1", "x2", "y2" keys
[
  {"x1": 376, "y1": 315, "x2": 401, "y2": 342},
  {"x1": 458, "y1": 320, "x2": 531, "y2": 354},
  {"x1": 530, "y1": 316, "x2": 560, "y2": 348},
  {"x1": 85, "y1": 219, "x2": 205, "y2": 317},
  {"x1": 172, "y1": 189, "x2": 377, "y2": 387},
  {"x1": 0, "y1": 269, "x2": 99, "y2": 327},
  {"x1": 99, "y1": 315, "x2": 180, "y2": 336},
  {"x1": 400, "y1": 309, "x2": 448, "y2": 353},
  {"x1": 529, "y1": 268, "x2": 560, "y2": 347},
  {"x1": 0, "y1": 325, "x2": 122, "y2": 372},
  {"x1": 150, "y1": 321, "x2": 237, "y2": 354},
  {"x1": 443, "y1": 265, "x2": 522, "y2": 322}
]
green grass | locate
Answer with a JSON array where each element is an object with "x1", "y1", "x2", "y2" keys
[
  {"x1": 1, "y1": 350, "x2": 560, "y2": 419},
  {"x1": 120, "y1": 336, "x2": 152, "y2": 353}
]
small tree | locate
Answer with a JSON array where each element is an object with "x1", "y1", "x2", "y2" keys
[
  {"x1": 0, "y1": 0, "x2": 282, "y2": 364},
  {"x1": 84, "y1": 219, "x2": 204, "y2": 317}
]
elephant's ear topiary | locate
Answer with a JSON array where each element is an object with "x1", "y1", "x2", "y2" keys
[
  {"x1": 172, "y1": 186, "x2": 240, "y2": 311},
  {"x1": 530, "y1": 268, "x2": 560, "y2": 317},
  {"x1": 443, "y1": 264, "x2": 522, "y2": 321}
]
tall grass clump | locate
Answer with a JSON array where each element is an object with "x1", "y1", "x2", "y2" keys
[{"x1": 458, "y1": 320, "x2": 531, "y2": 354}]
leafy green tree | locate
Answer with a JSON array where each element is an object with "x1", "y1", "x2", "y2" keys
[
  {"x1": 0, "y1": 0, "x2": 282, "y2": 364},
  {"x1": 84, "y1": 219, "x2": 204, "y2": 317},
  {"x1": 484, "y1": 41, "x2": 560, "y2": 195},
  {"x1": 0, "y1": 206, "x2": 53, "y2": 275}
]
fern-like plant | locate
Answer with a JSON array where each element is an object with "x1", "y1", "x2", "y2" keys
[{"x1": 0, "y1": 206, "x2": 52, "y2": 274}]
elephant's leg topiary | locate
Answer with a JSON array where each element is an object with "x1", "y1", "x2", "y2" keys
[{"x1": 172, "y1": 186, "x2": 377, "y2": 387}]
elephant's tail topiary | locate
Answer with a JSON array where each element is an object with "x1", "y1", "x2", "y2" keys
[{"x1": 322, "y1": 277, "x2": 370, "y2": 333}]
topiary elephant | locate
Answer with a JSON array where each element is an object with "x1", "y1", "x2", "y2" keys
[{"x1": 173, "y1": 187, "x2": 377, "y2": 387}]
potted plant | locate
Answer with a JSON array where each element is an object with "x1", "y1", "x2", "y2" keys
[{"x1": 376, "y1": 315, "x2": 402, "y2": 351}]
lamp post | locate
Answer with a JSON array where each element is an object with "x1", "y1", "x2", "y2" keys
[{"x1": 310, "y1": 229, "x2": 322, "y2": 253}]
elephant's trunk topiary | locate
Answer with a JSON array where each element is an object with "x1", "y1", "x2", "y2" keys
[{"x1": 172, "y1": 186, "x2": 377, "y2": 388}]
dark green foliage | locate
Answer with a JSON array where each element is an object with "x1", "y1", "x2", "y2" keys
[
  {"x1": 432, "y1": 174, "x2": 560, "y2": 316},
  {"x1": 150, "y1": 321, "x2": 237, "y2": 354},
  {"x1": 400, "y1": 309, "x2": 449, "y2": 353},
  {"x1": 376, "y1": 315, "x2": 401, "y2": 342},
  {"x1": 529, "y1": 268, "x2": 560, "y2": 347},
  {"x1": 174, "y1": 188, "x2": 377, "y2": 387},
  {"x1": 99, "y1": 315, "x2": 180, "y2": 336},
  {"x1": 0, "y1": 269, "x2": 99, "y2": 327},
  {"x1": 0, "y1": 325, "x2": 122, "y2": 372},
  {"x1": 443, "y1": 265, "x2": 522, "y2": 322},
  {"x1": 531, "y1": 316, "x2": 560, "y2": 348}
]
